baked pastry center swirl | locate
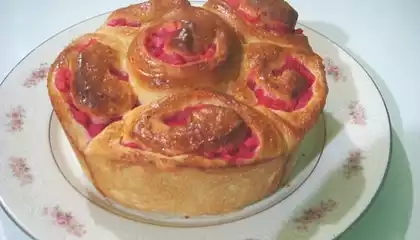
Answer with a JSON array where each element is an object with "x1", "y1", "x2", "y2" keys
[
  {"x1": 135, "y1": 105, "x2": 248, "y2": 154},
  {"x1": 127, "y1": 6, "x2": 243, "y2": 91},
  {"x1": 120, "y1": 91, "x2": 285, "y2": 166},
  {"x1": 72, "y1": 41, "x2": 133, "y2": 116},
  {"x1": 52, "y1": 36, "x2": 137, "y2": 137},
  {"x1": 128, "y1": 104, "x2": 260, "y2": 161},
  {"x1": 246, "y1": 43, "x2": 315, "y2": 112}
]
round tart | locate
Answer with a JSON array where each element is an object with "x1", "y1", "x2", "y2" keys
[{"x1": 47, "y1": 0, "x2": 328, "y2": 216}]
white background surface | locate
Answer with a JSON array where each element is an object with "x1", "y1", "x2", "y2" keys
[{"x1": 1, "y1": 0, "x2": 419, "y2": 239}]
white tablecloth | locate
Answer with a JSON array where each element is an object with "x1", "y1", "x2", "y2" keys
[{"x1": 1, "y1": 0, "x2": 419, "y2": 239}]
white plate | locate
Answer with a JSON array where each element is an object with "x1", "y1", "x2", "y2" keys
[{"x1": 0, "y1": 1, "x2": 391, "y2": 239}]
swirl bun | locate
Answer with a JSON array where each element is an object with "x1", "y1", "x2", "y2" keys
[
  {"x1": 204, "y1": 0, "x2": 310, "y2": 48},
  {"x1": 47, "y1": 0, "x2": 328, "y2": 216},
  {"x1": 230, "y1": 42, "x2": 326, "y2": 137},
  {"x1": 119, "y1": 90, "x2": 286, "y2": 168},
  {"x1": 127, "y1": 6, "x2": 243, "y2": 104}
]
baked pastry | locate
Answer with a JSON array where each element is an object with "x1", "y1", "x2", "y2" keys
[{"x1": 47, "y1": 0, "x2": 328, "y2": 216}]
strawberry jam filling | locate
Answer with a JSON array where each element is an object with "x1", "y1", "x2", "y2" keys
[
  {"x1": 55, "y1": 67, "x2": 72, "y2": 93},
  {"x1": 225, "y1": 0, "x2": 241, "y2": 8},
  {"x1": 68, "y1": 104, "x2": 116, "y2": 137},
  {"x1": 163, "y1": 104, "x2": 259, "y2": 162},
  {"x1": 123, "y1": 104, "x2": 261, "y2": 162},
  {"x1": 54, "y1": 66, "x2": 132, "y2": 138},
  {"x1": 163, "y1": 104, "x2": 208, "y2": 126},
  {"x1": 109, "y1": 66, "x2": 129, "y2": 81},
  {"x1": 294, "y1": 28, "x2": 304, "y2": 34},
  {"x1": 248, "y1": 56, "x2": 315, "y2": 112},
  {"x1": 76, "y1": 39, "x2": 97, "y2": 52},
  {"x1": 123, "y1": 127, "x2": 259, "y2": 162},
  {"x1": 121, "y1": 140, "x2": 145, "y2": 150},
  {"x1": 145, "y1": 23, "x2": 217, "y2": 65},
  {"x1": 107, "y1": 18, "x2": 141, "y2": 27},
  {"x1": 202, "y1": 128, "x2": 259, "y2": 162},
  {"x1": 237, "y1": 2, "x2": 261, "y2": 23}
]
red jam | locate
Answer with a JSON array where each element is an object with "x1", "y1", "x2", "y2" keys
[
  {"x1": 294, "y1": 28, "x2": 304, "y2": 34},
  {"x1": 225, "y1": 0, "x2": 241, "y2": 8},
  {"x1": 68, "y1": 104, "x2": 111, "y2": 137},
  {"x1": 248, "y1": 56, "x2": 315, "y2": 112},
  {"x1": 203, "y1": 128, "x2": 259, "y2": 162},
  {"x1": 76, "y1": 39, "x2": 97, "y2": 52},
  {"x1": 122, "y1": 126, "x2": 259, "y2": 162},
  {"x1": 145, "y1": 23, "x2": 217, "y2": 65},
  {"x1": 123, "y1": 104, "x2": 260, "y2": 162},
  {"x1": 163, "y1": 104, "x2": 207, "y2": 126},
  {"x1": 163, "y1": 105, "x2": 259, "y2": 162},
  {"x1": 107, "y1": 18, "x2": 141, "y2": 27},
  {"x1": 109, "y1": 66, "x2": 129, "y2": 81},
  {"x1": 237, "y1": 3, "x2": 261, "y2": 23},
  {"x1": 55, "y1": 68, "x2": 72, "y2": 93},
  {"x1": 121, "y1": 141, "x2": 143, "y2": 149}
]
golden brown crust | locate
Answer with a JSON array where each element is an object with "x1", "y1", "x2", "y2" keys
[
  {"x1": 88, "y1": 90, "x2": 287, "y2": 170},
  {"x1": 96, "y1": 2, "x2": 152, "y2": 45},
  {"x1": 229, "y1": 42, "x2": 327, "y2": 138},
  {"x1": 48, "y1": 48, "x2": 89, "y2": 150},
  {"x1": 47, "y1": 0, "x2": 328, "y2": 216},
  {"x1": 49, "y1": 33, "x2": 138, "y2": 115},
  {"x1": 48, "y1": 58, "x2": 92, "y2": 177},
  {"x1": 126, "y1": 6, "x2": 243, "y2": 104},
  {"x1": 97, "y1": 0, "x2": 190, "y2": 45},
  {"x1": 149, "y1": 0, "x2": 191, "y2": 16},
  {"x1": 203, "y1": 0, "x2": 310, "y2": 49},
  {"x1": 46, "y1": 32, "x2": 139, "y2": 151},
  {"x1": 72, "y1": 41, "x2": 137, "y2": 117},
  {"x1": 84, "y1": 125, "x2": 297, "y2": 215}
]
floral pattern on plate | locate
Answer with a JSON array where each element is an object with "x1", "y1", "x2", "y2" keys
[
  {"x1": 9, "y1": 157, "x2": 33, "y2": 186},
  {"x1": 343, "y1": 149, "x2": 365, "y2": 179},
  {"x1": 23, "y1": 63, "x2": 50, "y2": 88},
  {"x1": 348, "y1": 100, "x2": 366, "y2": 125},
  {"x1": 5, "y1": 106, "x2": 25, "y2": 132},
  {"x1": 293, "y1": 199, "x2": 338, "y2": 231},
  {"x1": 324, "y1": 57, "x2": 347, "y2": 82},
  {"x1": 43, "y1": 206, "x2": 86, "y2": 237}
]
